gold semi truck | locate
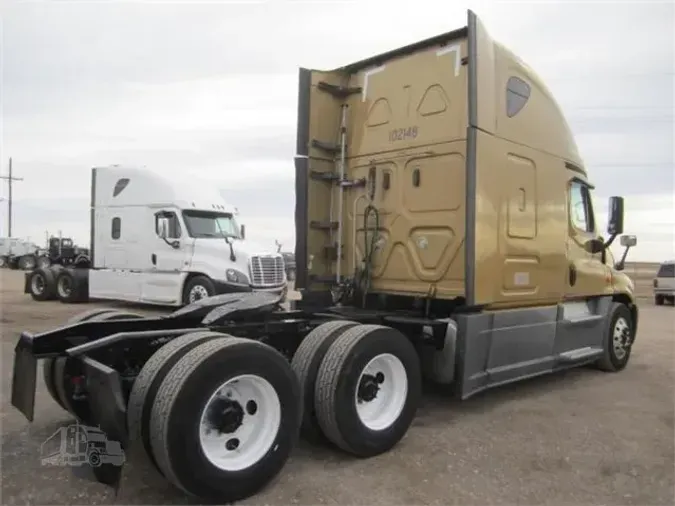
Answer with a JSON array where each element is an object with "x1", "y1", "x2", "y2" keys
[{"x1": 11, "y1": 10, "x2": 638, "y2": 504}]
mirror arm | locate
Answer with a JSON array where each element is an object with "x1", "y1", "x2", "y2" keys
[
  {"x1": 614, "y1": 245, "x2": 632, "y2": 271},
  {"x1": 602, "y1": 233, "x2": 618, "y2": 250},
  {"x1": 224, "y1": 236, "x2": 236, "y2": 262},
  {"x1": 162, "y1": 237, "x2": 180, "y2": 249}
]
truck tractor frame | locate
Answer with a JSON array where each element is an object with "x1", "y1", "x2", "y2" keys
[{"x1": 11, "y1": 288, "x2": 637, "y2": 502}]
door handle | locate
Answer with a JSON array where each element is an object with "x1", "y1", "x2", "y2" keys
[
  {"x1": 151, "y1": 253, "x2": 157, "y2": 265},
  {"x1": 568, "y1": 264, "x2": 577, "y2": 286}
]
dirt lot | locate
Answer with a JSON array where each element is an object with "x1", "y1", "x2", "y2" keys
[{"x1": 1, "y1": 269, "x2": 674, "y2": 505}]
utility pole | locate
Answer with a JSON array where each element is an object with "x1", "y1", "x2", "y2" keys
[{"x1": 0, "y1": 158, "x2": 24, "y2": 237}]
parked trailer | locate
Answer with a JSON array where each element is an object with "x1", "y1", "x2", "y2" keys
[
  {"x1": 0, "y1": 237, "x2": 39, "y2": 270},
  {"x1": 24, "y1": 165, "x2": 288, "y2": 307},
  {"x1": 11, "y1": 10, "x2": 640, "y2": 504}
]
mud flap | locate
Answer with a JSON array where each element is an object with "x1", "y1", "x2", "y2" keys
[
  {"x1": 11, "y1": 345, "x2": 38, "y2": 421},
  {"x1": 79, "y1": 357, "x2": 130, "y2": 493}
]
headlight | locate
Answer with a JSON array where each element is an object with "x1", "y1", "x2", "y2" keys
[{"x1": 226, "y1": 269, "x2": 248, "y2": 284}]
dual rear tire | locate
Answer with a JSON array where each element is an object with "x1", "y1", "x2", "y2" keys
[
  {"x1": 126, "y1": 321, "x2": 419, "y2": 502},
  {"x1": 291, "y1": 321, "x2": 422, "y2": 457},
  {"x1": 127, "y1": 332, "x2": 301, "y2": 502},
  {"x1": 28, "y1": 267, "x2": 88, "y2": 303}
]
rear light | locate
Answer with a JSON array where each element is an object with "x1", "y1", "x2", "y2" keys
[{"x1": 653, "y1": 279, "x2": 658, "y2": 288}]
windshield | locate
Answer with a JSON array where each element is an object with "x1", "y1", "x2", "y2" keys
[{"x1": 182, "y1": 210, "x2": 241, "y2": 239}]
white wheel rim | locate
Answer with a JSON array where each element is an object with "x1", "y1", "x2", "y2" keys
[
  {"x1": 198, "y1": 374, "x2": 281, "y2": 472},
  {"x1": 57, "y1": 277, "x2": 72, "y2": 298},
  {"x1": 189, "y1": 285, "x2": 209, "y2": 302},
  {"x1": 354, "y1": 353, "x2": 408, "y2": 431},
  {"x1": 613, "y1": 316, "x2": 630, "y2": 360},
  {"x1": 31, "y1": 275, "x2": 45, "y2": 294}
]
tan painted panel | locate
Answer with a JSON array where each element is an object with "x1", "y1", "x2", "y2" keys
[
  {"x1": 346, "y1": 39, "x2": 469, "y2": 159},
  {"x1": 302, "y1": 36, "x2": 469, "y2": 295},
  {"x1": 344, "y1": 143, "x2": 467, "y2": 298},
  {"x1": 493, "y1": 43, "x2": 583, "y2": 166},
  {"x1": 473, "y1": 130, "x2": 568, "y2": 307}
]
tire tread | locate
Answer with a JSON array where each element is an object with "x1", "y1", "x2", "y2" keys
[{"x1": 314, "y1": 324, "x2": 384, "y2": 454}]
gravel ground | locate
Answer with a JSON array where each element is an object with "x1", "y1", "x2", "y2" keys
[{"x1": 1, "y1": 269, "x2": 673, "y2": 505}]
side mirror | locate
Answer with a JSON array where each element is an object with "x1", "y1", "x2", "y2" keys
[
  {"x1": 240, "y1": 224, "x2": 246, "y2": 239},
  {"x1": 620, "y1": 234, "x2": 637, "y2": 247},
  {"x1": 614, "y1": 234, "x2": 637, "y2": 271},
  {"x1": 157, "y1": 217, "x2": 169, "y2": 239},
  {"x1": 607, "y1": 196, "x2": 624, "y2": 236}
]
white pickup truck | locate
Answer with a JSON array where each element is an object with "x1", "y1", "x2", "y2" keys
[{"x1": 653, "y1": 260, "x2": 675, "y2": 306}]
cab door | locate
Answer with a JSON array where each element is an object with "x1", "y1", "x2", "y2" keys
[
  {"x1": 140, "y1": 210, "x2": 191, "y2": 304},
  {"x1": 565, "y1": 179, "x2": 609, "y2": 298}
]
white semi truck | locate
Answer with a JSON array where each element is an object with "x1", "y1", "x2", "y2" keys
[{"x1": 24, "y1": 165, "x2": 287, "y2": 306}]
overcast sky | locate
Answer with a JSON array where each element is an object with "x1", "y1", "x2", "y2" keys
[{"x1": 1, "y1": 0, "x2": 673, "y2": 261}]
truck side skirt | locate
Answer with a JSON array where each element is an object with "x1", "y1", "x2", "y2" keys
[{"x1": 454, "y1": 297, "x2": 612, "y2": 399}]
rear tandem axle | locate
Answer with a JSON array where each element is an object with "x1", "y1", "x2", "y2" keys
[{"x1": 11, "y1": 291, "x2": 440, "y2": 502}]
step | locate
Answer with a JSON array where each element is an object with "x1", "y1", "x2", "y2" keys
[{"x1": 557, "y1": 346, "x2": 603, "y2": 363}]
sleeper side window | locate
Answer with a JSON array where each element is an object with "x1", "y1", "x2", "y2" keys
[
  {"x1": 155, "y1": 211, "x2": 182, "y2": 239},
  {"x1": 569, "y1": 181, "x2": 596, "y2": 233},
  {"x1": 506, "y1": 76, "x2": 531, "y2": 118},
  {"x1": 111, "y1": 217, "x2": 121, "y2": 240}
]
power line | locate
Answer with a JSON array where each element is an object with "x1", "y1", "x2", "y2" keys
[{"x1": 0, "y1": 158, "x2": 24, "y2": 237}]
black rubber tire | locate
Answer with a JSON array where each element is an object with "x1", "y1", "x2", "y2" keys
[
  {"x1": 55, "y1": 269, "x2": 87, "y2": 303},
  {"x1": 314, "y1": 324, "x2": 422, "y2": 458},
  {"x1": 149, "y1": 337, "x2": 302, "y2": 502},
  {"x1": 182, "y1": 275, "x2": 216, "y2": 306},
  {"x1": 655, "y1": 295, "x2": 664, "y2": 306},
  {"x1": 37, "y1": 255, "x2": 51, "y2": 269},
  {"x1": 127, "y1": 331, "x2": 224, "y2": 476},
  {"x1": 42, "y1": 309, "x2": 119, "y2": 410},
  {"x1": 596, "y1": 302, "x2": 634, "y2": 372},
  {"x1": 28, "y1": 268, "x2": 57, "y2": 301},
  {"x1": 48, "y1": 311, "x2": 143, "y2": 421},
  {"x1": 290, "y1": 320, "x2": 359, "y2": 442},
  {"x1": 18, "y1": 255, "x2": 36, "y2": 270}
]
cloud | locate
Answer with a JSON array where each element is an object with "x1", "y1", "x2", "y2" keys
[{"x1": 2, "y1": 0, "x2": 673, "y2": 264}]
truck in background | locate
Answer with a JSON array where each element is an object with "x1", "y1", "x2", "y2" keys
[
  {"x1": 24, "y1": 165, "x2": 287, "y2": 306},
  {"x1": 36, "y1": 235, "x2": 91, "y2": 270},
  {"x1": 274, "y1": 240, "x2": 297, "y2": 281},
  {"x1": 0, "y1": 237, "x2": 39, "y2": 270},
  {"x1": 12, "y1": 10, "x2": 639, "y2": 504}
]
